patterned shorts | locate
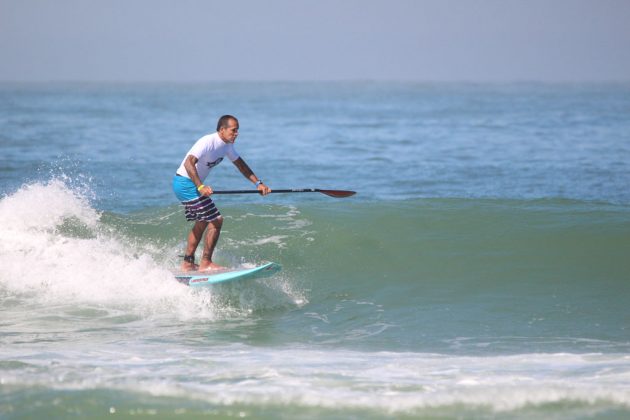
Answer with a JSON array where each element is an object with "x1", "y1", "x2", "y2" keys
[{"x1": 181, "y1": 195, "x2": 221, "y2": 222}]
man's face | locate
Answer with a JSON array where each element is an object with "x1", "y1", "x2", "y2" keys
[{"x1": 219, "y1": 119, "x2": 239, "y2": 143}]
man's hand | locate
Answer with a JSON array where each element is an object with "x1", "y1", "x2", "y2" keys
[
  {"x1": 199, "y1": 185, "x2": 213, "y2": 196},
  {"x1": 257, "y1": 183, "x2": 271, "y2": 196}
]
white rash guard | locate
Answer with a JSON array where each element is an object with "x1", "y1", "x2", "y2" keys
[{"x1": 175, "y1": 132, "x2": 240, "y2": 181}]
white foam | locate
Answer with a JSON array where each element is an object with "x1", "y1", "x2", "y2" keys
[
  {"x1": 0, "y1": 179, "x2": 98, "y2": 234},
  {"x1": 117, "y1": 351, "x2": 630, "y2": 412},
  {"x1": 2, "y1": 346, "x2": 630, "y2": 415}
]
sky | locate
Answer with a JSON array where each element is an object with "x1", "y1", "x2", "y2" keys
[{"x1": 1, "y1": 0, "x2": 629, "y2": 82}]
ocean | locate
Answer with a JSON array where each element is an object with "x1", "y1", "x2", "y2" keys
[{"x1": 1, "y1": 82, "x2": 630, "y2": 418}]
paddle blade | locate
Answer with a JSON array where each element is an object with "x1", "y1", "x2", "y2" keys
[{"x1": 317, "y1": 189, "x2": 356, "y2": 198}]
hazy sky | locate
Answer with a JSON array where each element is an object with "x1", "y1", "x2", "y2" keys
[{"x1": 1, "y1": 0, "x2": 629, "y2": 82}]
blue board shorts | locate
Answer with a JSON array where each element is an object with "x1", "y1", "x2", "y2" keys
[{"x1": 172, "y1": 175, "x2": 221, "y2": 222}]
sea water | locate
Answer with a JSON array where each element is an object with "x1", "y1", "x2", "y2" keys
[{"x1": 1, "y1": 82, "x2": 630, "y2": 418}]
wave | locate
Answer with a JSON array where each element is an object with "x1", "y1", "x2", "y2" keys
[
  {"x1": 2, "y1": 179, "x2": 630, "y2": 418},
  {"x1": 2, "y1": 178, "x2": 629, "y2": 350}
]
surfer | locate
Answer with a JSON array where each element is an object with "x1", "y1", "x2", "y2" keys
[{"x1": 172, "y1": 115, "x2": 271, "y2": 271}]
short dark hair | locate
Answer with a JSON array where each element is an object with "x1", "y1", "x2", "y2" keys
[{"x1": 217, "y1": 115, "x2": 238, "y2": 131}]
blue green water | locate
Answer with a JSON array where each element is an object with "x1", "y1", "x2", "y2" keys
[{"x1": 1, "y1": 83, "x2": 630, "y2": 418}]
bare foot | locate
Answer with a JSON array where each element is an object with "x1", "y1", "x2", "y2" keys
[
  {"x1": 198, "y1": 262, "x2": 227, "y2": 272},
  {"x1": 180, "y1": 261, "x2": 199, "y2": 272}
]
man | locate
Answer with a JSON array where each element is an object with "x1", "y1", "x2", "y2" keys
[{"x1": 172, "y1": 115, "x2": 271, "y2": 272}]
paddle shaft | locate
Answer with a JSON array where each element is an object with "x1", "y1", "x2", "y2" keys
[{"x1": 212, "y1": 189, "x2": 356, "y2": 198}]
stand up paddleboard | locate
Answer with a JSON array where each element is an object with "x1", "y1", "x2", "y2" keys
[{"x1": 174, "y1": 262, "x2": 281, "y2": 287}]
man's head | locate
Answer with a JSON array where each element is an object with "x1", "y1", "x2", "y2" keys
[{"x1": 217, "y1": 115, "x2": 239, "y2": 143}]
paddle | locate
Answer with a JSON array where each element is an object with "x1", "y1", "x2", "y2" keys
[{"x1": 212, "y1": 189, "x2": 356, "y2": 198}]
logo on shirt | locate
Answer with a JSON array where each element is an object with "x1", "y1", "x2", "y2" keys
[{"x1": 206, "y1": 157, "x2": 223, "y2": 168}]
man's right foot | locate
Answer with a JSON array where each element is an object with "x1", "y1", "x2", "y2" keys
[
  {"x1": 181, "y1": 262, "x2": 199, "y2": 272},
  {"x1": 181, "y1": 255, "x2": 199, "y2": 272}
]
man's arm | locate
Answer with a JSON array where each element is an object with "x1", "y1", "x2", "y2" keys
[
  {"x1": 232, "y1": 157, "x2": 271, "y2": 195},
  {"x1": 184, "y1": 155, "x2": 213, "y2": 196}
]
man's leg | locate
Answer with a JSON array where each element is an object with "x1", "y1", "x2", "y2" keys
[
  {"x1": 199, "y1": 216, "x2": 224, "y2": 271},
  {"x1": 181, "y1": 220, "x2": 208, "y2": 271}
]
